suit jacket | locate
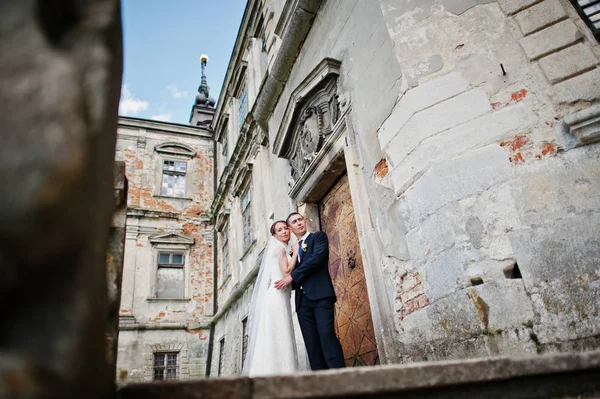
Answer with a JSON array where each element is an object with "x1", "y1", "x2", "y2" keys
[{"x1": 290, "y1": 231, "x2": 336, "y2": 305}]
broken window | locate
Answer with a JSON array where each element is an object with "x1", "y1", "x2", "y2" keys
[
  {"x1": 153, "y1": 352, "x2": 178, "y2": 381},
  {"x1": 161, "y1": 160, "x2": 187, "y2": 197},
  {"x1": 155, "y1": 251, "x2": 185, "y2": 298}
]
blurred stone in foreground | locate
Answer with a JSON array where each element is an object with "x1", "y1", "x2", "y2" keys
[{"x1": 0, "y1": 1, "x2": 123, "y2": 398}]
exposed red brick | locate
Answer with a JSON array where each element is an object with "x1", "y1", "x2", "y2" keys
[
  {"x1": 374, "y1": 158, "x2": 389, "y2": 179},
  {"x1": 511, "y1": 89, "x2": 527, "y2": 102},
  {"x1": 512, "y1": 152, "x2": 524, "y2": 163},
  {"x1": 541, "y1": 143, "x2": 555, "y2": 155},
  {"x1": 509, "y1": 136, "x2": 529, "y2": 152},
  {"x1": 397, "y1": 271, "x2": 430, "y2": 320}
]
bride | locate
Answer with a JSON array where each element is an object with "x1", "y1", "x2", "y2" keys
[{"x1": 242, "y1": 220, "x2": 302, "y2": 376}]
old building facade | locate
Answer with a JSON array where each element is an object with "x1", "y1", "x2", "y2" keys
[
  {"x1": 208, "y1": 0, "x2": 600, "y2": 376},
  {"x1": 115, "y1": 60, "x2": 217, "y2": 383}
]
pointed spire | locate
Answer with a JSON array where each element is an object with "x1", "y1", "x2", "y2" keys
[{"x1": 195, "y1": 54, "x2": 215, "y2": 107}]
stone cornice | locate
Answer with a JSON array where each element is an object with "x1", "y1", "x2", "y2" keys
[
  {"x1": 118, "y1": 116, "x2": 213, "y2": 139},
  {"x1": 148, "y1": 232, "x2": 194, "y2": 246},
  {"x1": 154, "y1": 142, "x2": 196, "y2": 158},
  {"x1": 555, "y1": 104, "x2": 600, "y2": 150},
  {"x1": 127, "y1": 208, "x2": 179, "y2": 219}
]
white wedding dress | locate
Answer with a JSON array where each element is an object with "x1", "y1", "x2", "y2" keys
[{"x1": 243, "y1": 236, "x2": 302, "y2": 377}]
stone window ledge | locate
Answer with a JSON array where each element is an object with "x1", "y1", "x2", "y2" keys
[
  {"x1": 555, "y1": 104, "x2": 600, "y2": 150},
  {"x1": 239, "y1": 240, "x2": 257, "y2": 261},
  {"x1": 153, "y1": 194, "x2": 193, "y2": 201},
  {"x1": 219, "y1": 274, "x2": 231, "y2": 290},
  {"x1": 146, "y1": 298, "x2": 191, "y2": 303}
]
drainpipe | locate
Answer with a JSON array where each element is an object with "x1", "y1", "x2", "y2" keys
[
  {"x1": 205, "y1": 136, "x2": 219, "y2": 377},
  {"x1": 252, "y1": 0, "x2": 323, "y2": 131}
]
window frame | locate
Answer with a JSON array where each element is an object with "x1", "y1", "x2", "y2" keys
[
  {"x1": 241, "y1": 316, "x2": 249, "y2": 370},
  {"x1": 241, "y1": 183, "x2": 253, "y2": 251},
  {"x1": 221, "y1": 223, "x2": 230, "y2": 284},
  {"x1": 160, "y1": 158, "x2": 188, "y2": 198},
  {"x1": 149, "y1": 244, "x2": 191, "y2": 300},
  {"x1": 237, "y1": 82, "x2": 248, "y2": 130},
  {"x1": 153, "y1": 351, "x2": 179, "y2": 381},
  {"x1": 153, "y1": 142, "x2": 196, "y2": 200},
  {"x1": 218, "y1": 337, "x2": 226, "y2": 376}
]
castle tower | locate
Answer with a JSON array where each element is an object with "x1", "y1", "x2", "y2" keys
[{"x1": 189, "y1": 54, "x2": 215, "y2": 127}]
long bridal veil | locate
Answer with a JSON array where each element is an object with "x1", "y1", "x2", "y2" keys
[{"x1": 241, "y1": 236, "x2": 279, "y2": 376}]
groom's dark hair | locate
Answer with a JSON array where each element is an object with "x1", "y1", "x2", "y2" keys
[{"x1": 286, "y1": 212, "x2": 303, "y2": 225}]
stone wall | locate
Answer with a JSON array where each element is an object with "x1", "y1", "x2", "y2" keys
[{"x1": 377, "y1": 0, "x2": 600, "y2": 360}]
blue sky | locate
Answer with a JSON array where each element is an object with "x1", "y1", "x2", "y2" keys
[{"x1": 119, "y1": 0, "x2": 247, "y2": 124}]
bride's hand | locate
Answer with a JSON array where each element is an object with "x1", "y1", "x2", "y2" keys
[{"x1": 292, "y1": 242, "x2": 299, "y2": 255}]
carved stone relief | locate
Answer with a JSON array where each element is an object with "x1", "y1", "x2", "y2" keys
[{"x1": 288, "y1": 76, "x2": 341, "y2": 183}]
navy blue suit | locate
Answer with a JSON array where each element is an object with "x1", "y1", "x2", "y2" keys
[{"x1": 291, "y1": 231, "x2": 345, "y2": 370}]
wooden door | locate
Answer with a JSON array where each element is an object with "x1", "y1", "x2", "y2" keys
[{"x1": 319, "y1": 174, "x2": 379, "y2": 367}]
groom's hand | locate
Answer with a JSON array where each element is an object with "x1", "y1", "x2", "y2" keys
[{"x1": 274, "y1": 275, "x2": 293, "y2": 290}]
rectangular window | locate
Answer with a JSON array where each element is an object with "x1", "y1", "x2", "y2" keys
[
  {"x1": 221, "y1": 224, "x2": 230, "y2": 281},
  {"x1": 221, "y1": 134, "x2": 228, "y2": 163},
  {"x1": 570, "y1": 0, "x2": 600, "y2": 40},
  {"x1": 161, "y1": 160, "x2": 187, "y2": 197},
  {"x1": 241, "y1": 317, "x2": 249, "y2": 369},
  {"x1": 238, "y1": 84, "x2": 247, "y2": 129},
  {"x1": 155, "y1": 251, "x2": 185, "y2": 298},
  {"x1": 153, "y1": 352, "x2": 178, "y2": 381},
  {"x1": 218, "y1": 338, "x2": 226, "y2": 376},
  {"x1": 241, "y1": 185, "x2": 253, "y2": 251}
]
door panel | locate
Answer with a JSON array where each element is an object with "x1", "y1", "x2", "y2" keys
[{"x1": 319, "y1": 174, "x2": 379, "y2": 367}]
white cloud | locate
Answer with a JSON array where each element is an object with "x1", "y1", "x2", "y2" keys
[
  {"x1": 167, "y1": 84, "x2": 188, "y2": 99},
  {"x1": 151, "y1": 113, "x2": 173, "y2": 122},
  {"x1": 119, "y1": 84, "x2": 149, "y2": 115}
]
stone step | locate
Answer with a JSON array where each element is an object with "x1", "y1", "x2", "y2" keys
[{"x1": 117, "y1": 350, "x2": 600, "y2": 399}]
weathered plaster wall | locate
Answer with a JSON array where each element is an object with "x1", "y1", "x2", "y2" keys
[
  {"x1": 115, "y1": 120, "x2": 214, "y2": 383},
  {"x1": 376, "y1": 0, "x2": 600, "y2": 360},
  {"x1": 117, "y1": 328, "x2": 209, "y2": 383}
]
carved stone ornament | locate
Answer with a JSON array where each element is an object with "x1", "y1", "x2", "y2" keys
[
  {"x1": 148, "y1": 232, "x2": 195, "y2": 246},
  {"x1": 273, "y1": 58, "x2": 343, "y2": 185},
  {"x1": 155, "y1": 142, "x2": 196, "y2": 158},
  {"x1": 232, "y1": 164, "x2": 253, "y2": 197}
]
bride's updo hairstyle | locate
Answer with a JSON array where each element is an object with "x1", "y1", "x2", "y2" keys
[{"x1": 270, "y1": 220, "x2": 287, "y2": 235}]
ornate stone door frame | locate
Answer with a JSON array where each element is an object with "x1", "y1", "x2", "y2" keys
[{"x1": 273, "y1": 58, "x2": 348, "y2": 202}]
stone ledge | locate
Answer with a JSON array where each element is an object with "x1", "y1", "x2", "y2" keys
[
  {"x1": 519, "y1": 19, "x2": 583, "y2": 61},
  {"x1": 555, "y1": 104, "x2": 600, "y2": 150},
  {"x1": 538, "y1": 43, "x2": 598, "y2": 84},
  {"x1": 514, "y1": 0, "x2": 567, "y2": 35},
  {"x1": 117, "y1": 351, "x2": 600, "y2": 399},
  {"x1": 553, "y1": 68, "x2": 600, "y2": 103},
  {"x1": 498, "y1": 0, "x2": 543, "y2": 15}
]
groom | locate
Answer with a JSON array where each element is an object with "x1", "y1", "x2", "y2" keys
[{"x1": 274, "y1": 212, "x2": 345, "y2": 370}]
